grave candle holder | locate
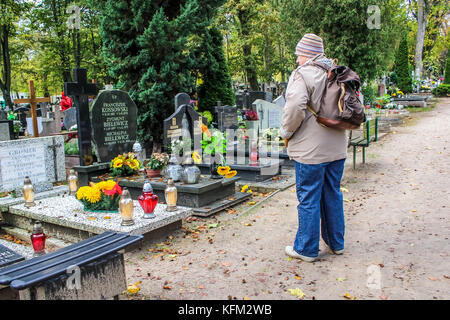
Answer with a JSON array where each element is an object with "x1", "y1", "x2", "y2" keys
[
  {"x1": 23, "y1": 176, "x2": 36, "y2": 208},
  {"x1": 138, "y1": 180, "x2": 158, "y2": 219},
  {"x1": 119, "y1": 188, "x2": 135, "y2": 226},
  {"x1": 30, "y1": 221, "x2": 46, "y2": 256},
  {"x1": 164, "y1": 178, "x2": 178, "y2": 212},
  {"x1": 68, "y1": 169, "x2": 79, "y2": 196}
]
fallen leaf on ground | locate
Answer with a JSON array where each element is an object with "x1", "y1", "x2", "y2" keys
[
  {"x1": 428, "y1": 277, "x2": 438, "y2": 281},
  {"x1": 288, "y1": 288, "x2": 305, "y2": 299},
  {"x1": 343, "y1": 199, "x2": 351, "y2": 202},
  {"x1": 87, "y1": 217, "x2": 96, "y2": 220},
  {"x1": 243, "y1": 296, "x2": 251, "y2": 300},
  {"x1": 343, "y1": 293, "x2": 356, "y2": 300},
  {"x1": 247, "y1": 201, "x2": 256, "y2": 205},
  {"x1": 337, "y1": 278, "x2": 346, "y2": 282},
  {"x1": 294, "y1": 275, "x2": 303, "y2": 280},
  {"x1": 208, "y1": 223, "x2": 219, "y2": 228},
  {"x1": 124, "y1": 281, "x2": 141, "y2": 295},
  {"x1": 340, "y1": 187, "x2": 349, "y2": 192},
  {"x1": 104, "y1": 216, "x2": 111, "y2": 219}
]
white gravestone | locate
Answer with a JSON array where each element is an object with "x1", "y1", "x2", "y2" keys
[
  {"x1": 0, "y1": 136, "x2": 65, "y2": 193},
  {"x1": 26, "y1": 117, "x2": 43, "y2": 135},
  {"x1": 254, "y1": 99, "x2": 284, "y2": 130}
]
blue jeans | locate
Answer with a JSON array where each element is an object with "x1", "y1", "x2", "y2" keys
[{"x1": 293, "y1": 159, "x2": 346, "y2": 258}]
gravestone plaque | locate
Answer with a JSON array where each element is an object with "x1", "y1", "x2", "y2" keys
[
  {"x1": 215, "y1": 104, "x2": 238, "y2": 132},
  {"x1": 0, "y1": 135, "x2": 65, "y2": 193},
  {"x1": 91, "y1": 90, "x2": 137, "y2": 163},
  {"x1": 0, "y1": 120, "x2": 13, "y2": 141},
  {"x1": 0, "y1": 243, "x2": 25, "y2": 268},
  {"x1": 174, "y1": 93, "x2": 191, "y2": 111},
  {"x1": 63, "y1": 107, "x2": 77, "y2": 130},
  {"x1": 0, "y1": 109, "x2": 7, "y2": 120},
  {"x1": 254, "y1": 99, "x2": 283, "y2": 130}
]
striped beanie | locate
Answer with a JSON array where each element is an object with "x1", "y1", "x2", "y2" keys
[{"x1": 295, "y1": 33, "x2": 324, "y2": 58}]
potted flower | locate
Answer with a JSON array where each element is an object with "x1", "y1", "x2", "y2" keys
[
  {"x1": 144, "y1": 153, "x2": 169, "y2": 178},
  {"x1": 110, "y1": 152, "x2": 142, "y2": 177},
  {"x1": 7, "y1": 111, "x2": 22, "y2": 139},
  {"x1": 76, "y1": 180, "x2": 122, "y2": 213},
  {"x1": 243, "y1": 109, "x2": 259, "y2": 141}
]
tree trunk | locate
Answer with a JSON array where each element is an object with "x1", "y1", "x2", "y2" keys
[
  {"x1": 238, "y1": 8, "x2": 259, "y2": 91},
  {"x1": 415, "y1": 0, "x2": 428, "y2": 81},
  {"x1": 0, "y1": 23, "x2": 13, "y2": 109}
]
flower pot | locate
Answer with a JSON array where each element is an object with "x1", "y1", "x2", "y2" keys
[{"x1": 145, "y1": 169, "x2": 161, "y2": 178}]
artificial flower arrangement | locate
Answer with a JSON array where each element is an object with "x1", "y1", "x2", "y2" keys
[
  {"x1": 110, "y1": 152, "x2": 142, "y2": 177},
  {"x1": 244, "y1": 109, "x2": 259, "y2": 121},
  {"x1": 7, "y1": 110, "x2": 23, "y2": 133},
  {"x1": 76, "y1": 180, "x2": 122, "y2": 212},
  {"x1": 144, "y1": 153, "x2": 169, "y2": 171},
  {"x1": 200, "y1": 125, "x2": 237, "y2": 178},
  {"x1": 216, "y1": 165, "x2": 237, "y2": 179}
]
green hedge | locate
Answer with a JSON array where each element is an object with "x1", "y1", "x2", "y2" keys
[{"x1": 432, "y1": 84, "x2": 450, "y2": 97}]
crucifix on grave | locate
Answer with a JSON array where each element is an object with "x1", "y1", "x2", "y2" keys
[
  {"x1": 14, "y1": 80, "x2": 51, "y2": 137},
  {"x1": 64, "y1": 68, "x2": 98, "y2": 166}
]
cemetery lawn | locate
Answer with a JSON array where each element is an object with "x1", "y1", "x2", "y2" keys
[{"x1": 123, "y1": 98, "x2": 450, "y2": 300}]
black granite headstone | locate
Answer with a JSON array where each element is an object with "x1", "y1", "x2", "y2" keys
[
  {"x1": 91, "y1": 90, "x2": 138, "y2": 163},
  {"x1": 64, "y1": 68, "x2": 99, "y2": 166},
  {"x1": 163, "y1": 104, "x2": 207, "y2": 154},
  {"x1": 174, "y1": 93, "x2": 191, "y2": 111},
  {"x1": 215, "y1": 103, "x2": 238, "y2": 132},
  {"x1": 63, "y1": 107, "x2": 77, "y2": 130},
  {"x1": 0, "y1": 243, "x2": 25, "y2": 268}
]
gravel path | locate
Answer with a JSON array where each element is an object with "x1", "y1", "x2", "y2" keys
[{"x1": 124, "y1": 98, "x2": 450, "y2": 300}]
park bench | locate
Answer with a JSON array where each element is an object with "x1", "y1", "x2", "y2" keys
[
  {"x1": 349, "y1": 117, "x2": 379, "y2": 169},
  {"x1": 0, "y1": 231, "x2": 142, "y2": 300}
]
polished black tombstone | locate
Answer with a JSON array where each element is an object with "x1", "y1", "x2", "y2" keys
[
  {"x1": 64, "y1": 68, "x2": 99, "y2": 166},
  {"x1": 215, "y1": 103, "x2": 238, "y2": 132},
  {"x1": 91, "y1": 90, "x2": 137, "y2": 163},
  {"x1": 163, "y1": 102, "x2": 208, "y2": 153}
]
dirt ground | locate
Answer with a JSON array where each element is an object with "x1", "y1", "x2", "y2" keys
[{"x1": 124, "y1": 98, "x2": 450, "y2": 300}]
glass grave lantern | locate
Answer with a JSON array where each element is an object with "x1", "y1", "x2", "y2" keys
[
  {"x1": 30, "y1": 221, "x2": 46, "y2": 256},
  {"x1": 67, "y1": 169, "x2": 79, "y2": 196},
  {"x1": 23, "y1": 176, "x2": 36, "y2": 208},
  {"x1": 164, "y1": 178, "x2": 178, "y2": 212},
  {"x1": 138, "y1": 180, "x2": 158, "y2": 219},
  {"x1": 119, "y1": 188, "x2": 135, "y2": 226}
]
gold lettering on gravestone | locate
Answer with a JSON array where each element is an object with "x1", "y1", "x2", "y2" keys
[
  {"x1": 102, "y1": 102, "x2": 131, "y2": 145},
  {"x1": 168, "y1": 128, "x2": 181, "y2": 138}
]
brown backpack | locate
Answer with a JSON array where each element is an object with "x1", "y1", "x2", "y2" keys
[{"x1": 306, "y1": 60, "x2": 366, "y2": 130}]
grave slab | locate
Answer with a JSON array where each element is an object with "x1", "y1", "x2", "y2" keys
[
  {"x1": 197, "y1": 158, "x2": 284, "y2": 182},
  {"x1": 0, "y1": 185, "x2": 69, "y2": 213},
  {"x1": 4, "y1": 196, "x2": 192, "y2": 244},
  {"x1": 90, "y1": 174, "x2": 249, "y2": 213}
]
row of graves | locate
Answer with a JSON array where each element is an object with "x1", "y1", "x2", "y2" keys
[{"x1": 0, "y1": 68, "x2": 293, "y2": 299}]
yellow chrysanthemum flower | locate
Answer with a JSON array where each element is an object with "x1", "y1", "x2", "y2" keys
[
  {"x1": 241, "y1": 185, "x2": 249, "y2": 192},
  {"x1": 76, "y1": 186, "x2": 101, "y2": 203},
  {"x1": 192, "y1": 152, "x2": 202, "y2": 164},
  {"x1": 217, "y1": 166, "x2": 230, "y2": 176},
  {"x1": 95, "y1": 180, "x2": 117, "y2": 192},
  {"x1": 225, "y1": 170, "x2": 237, "y2": 178}
]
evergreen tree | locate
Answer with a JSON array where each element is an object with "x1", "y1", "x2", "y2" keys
[
  {"x1": 394, "y1": 32, "x2": 413, "y2": 93},
  {"x1": 197, "y1": 26, "x2": 235, "y2": 117},
  {"x1": 96, "y1": 0, "x2": 224, "y2": 148},
  {"x1": 444, "y1": 50, "x2": 450, "y2": 84}
]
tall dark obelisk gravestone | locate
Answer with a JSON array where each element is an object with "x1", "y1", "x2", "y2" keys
[{"x1": 64, "y1": 68, "x2": 98, "y2": 166}]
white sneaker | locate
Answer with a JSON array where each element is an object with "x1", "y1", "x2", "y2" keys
[
  {"x1": 325, "y1": 244, "x2": 344, "y2": 255},
  {"x1": 285, "y1": 246, "x2": 316, "y2": 262}
]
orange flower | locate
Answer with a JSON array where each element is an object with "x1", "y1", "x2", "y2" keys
[
  {"x1": 225, "y1": 170, "x2": 237, "y2": 178},
  {"x1": 202, "y1": 124, "x2": 211, "y2": 138}
]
